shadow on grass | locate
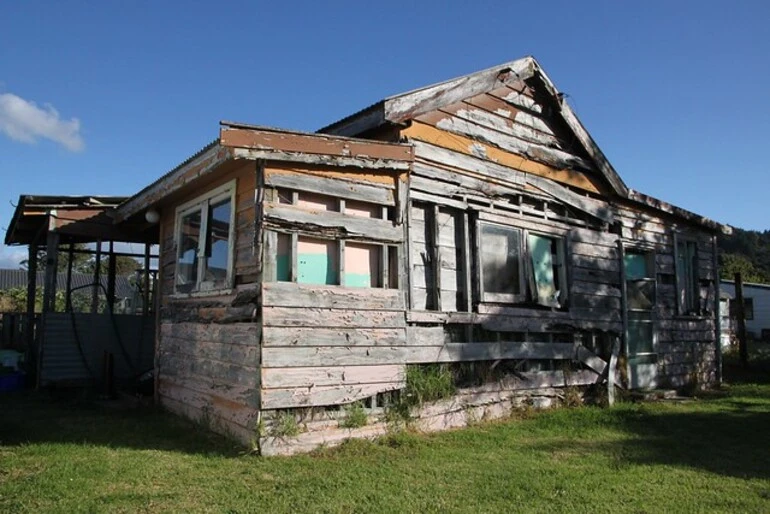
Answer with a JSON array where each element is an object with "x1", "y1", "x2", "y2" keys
[
  {"x1": 528, "y1": 386, "x2": 770, "y2": 481},
  {"x1": 0, "y1": 390, "x2": 243, "y2": 457}
]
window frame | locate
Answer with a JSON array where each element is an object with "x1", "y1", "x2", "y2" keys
[
  {"x1": 674, "y1": 234, "x2": 700, "y2": 316},
  {"x1": 270, "y1": 230, "x2": 397, "y2": 289},
  {"x1": 476, "y1": 219, "x2": 569, "y2": 308},
  {"x1": 173, "y1": 180, "x2": 236, "y2": 295}
]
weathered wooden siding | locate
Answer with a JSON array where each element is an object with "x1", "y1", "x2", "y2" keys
[
  {"x1": 259, "y1": 163, "x2": 408, "y2": 410},
  {"x1": 155, "y1": 160, "x2": 260, "y2": 443},
  {"x1": 399, "y1": 77, "x2": 718, "y2": 390}
]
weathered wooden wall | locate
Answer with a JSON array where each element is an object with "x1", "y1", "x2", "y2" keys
[
  {"x1": 399, "y1": 76, "x2": 718, "y2": 390},
  {"x1": 156, "y1": 160, "x2": 260, "y2": 443},
  {"x1": 259, "y1": 163, "x2": 408, "y2": 411}
]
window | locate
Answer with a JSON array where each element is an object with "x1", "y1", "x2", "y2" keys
[
  {"x1": 675, "y1": 238, "x2": 699, "y2": 314},
  {"x1": 623, "y1": 249, "x2": 657, "y2": 358},
  {"x1": 174, "y1": 181, "x2": 235, "y2": 294},
  {"x1": 478, "y1": 221, "x2": 567, "y2": 307},
  {"x1": 273, "y1": 233, "x2": 396, "y2": 288}
]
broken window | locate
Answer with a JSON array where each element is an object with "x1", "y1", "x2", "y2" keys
[
  {"x1": 528, "y1": 233, "x2": 566, "y2": 308},
  {"x1": 675, "y1": 237, "x2": 699, "y2": 314},
  {"x1": 478, "y1": 222, "x2": 567, "y2": 307},
  {"x1": 479, "y1": 224, "x2": 524, "y2": 303},
  {"x1": 174, "y1": 181, "x2": 235, "y2": 294}
]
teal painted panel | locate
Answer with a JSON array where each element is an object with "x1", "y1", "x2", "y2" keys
[
  {"x1": 345, "y1": 273, "x2": 371, "y2": 288},
  {"x1": 276, "y1": 255, "x2": 291, "y2": 282},
  {"x1": 528, "y1": 234, "x2": 555, "y2": 302},
  {"x1": 624, "y1": 253, "x2": 648, "y2": 280},
  {"x1": 298, "y1": 253, "x2": 338, "y2": 285}
]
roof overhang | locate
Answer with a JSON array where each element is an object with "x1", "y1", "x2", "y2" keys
[
  {"x1": 4, "y1": 195, "x2": 130, "y2": 246},
  {"x1": 113, "y1": 123, "x2": 413, "y2": 224}
]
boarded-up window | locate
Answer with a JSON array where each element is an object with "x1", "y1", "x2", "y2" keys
[
  {"x1": 174, "y1": 181, "x2": 235, "y2": 294},
  {"x1": 345, "y1": 243, "x2": 381, "y2": 287},
  {"x1": 479, "y1": 223, "x2": 524, "y2": 303},
  {"x1": 297, "y1": 237, "x2": 339, "y2": 285}
]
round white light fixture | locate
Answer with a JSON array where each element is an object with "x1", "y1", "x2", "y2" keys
[{"x1": 145, "y1": 208, "x2": 160, "y2": 224}]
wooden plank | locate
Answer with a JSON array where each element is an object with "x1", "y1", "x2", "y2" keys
[
  {"x1": 262, "y1": 364, "x2": 405, "y2": 389},
  {"x1": 576, "y1": 345, "x2": 607, "y2": 375},
  {"x1": 262, "y1": 342, "x2": 578, "y2": 367},
  {"x1": 221, "y1": 126, "x2": 413, "y2": 161},
  {"x1": 262, "y1": 281, "x2": 405, "y2": 310},
  {"x1": 262, "y1": 306, "x2": 406, "y2": 328},
  {"x1": 232, "y1": 147, "x2": 410, "y2": 171},
  {"x1": 407, "y1": 125, "x2": 601, "y2": 193},
  {"x1": 262, "y1": 326, "x2": 406, "y2": 347},
  {"x1": 525, "y1": 174, "x2": 613, "y2": 222},
  {"x1": 264, "y1": 169, "x2": 395, "y2": 206},
  {"x1": 425, "y1": 112, "x2": 593, "y2": 171},
  {"x1": 384, "y1": 58, "x2": 535, "y2": 123},
  {"x1": 418, "y1": 104, "x2": 560, "y2": 147},
  {"x1": 263, "y1": 203, "x2": 403, "y2": 243},
  {"x1": 261, "y1": 382, "x2": 405, "y2": 409}
]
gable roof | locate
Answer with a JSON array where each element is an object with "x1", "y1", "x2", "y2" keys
[{"x1": 318, "y1": 56, "x2": 629, "y2": 198}]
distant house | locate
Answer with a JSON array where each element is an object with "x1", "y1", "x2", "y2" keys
[{"x1": 720, "y1": 280, "x2": 770, "y2": 341}]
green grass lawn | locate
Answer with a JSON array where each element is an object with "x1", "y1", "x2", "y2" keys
[{"x1": 2, "y1": 372, "x2": 770, "y2": 513}]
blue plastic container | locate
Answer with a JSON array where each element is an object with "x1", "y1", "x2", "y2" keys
[{"x1": 0, "y1": 371, "x2": 25, "y2": 392}]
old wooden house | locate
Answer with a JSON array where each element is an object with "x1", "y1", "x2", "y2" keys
[{"x1": 108, "y1": 56, "x2": 728, "y2": 454}]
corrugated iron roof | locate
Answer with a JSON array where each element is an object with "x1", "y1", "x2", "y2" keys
[{"x1": 0, "y1": 268, "x2": 135, "y2": 299}]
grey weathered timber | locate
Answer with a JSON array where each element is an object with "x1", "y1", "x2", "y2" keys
[
  {"x1": 262, "y1": 342, "x2": 579, "y2": 368},
  {"x1": 525, "y1": 174, "x2": 613, "y2": 222},
  {"x1": 263, "y1": 204, "x2": 403, "y2": 243},
  {"x1": 261, "y1": 382, "x2": 405, "y2": 409},
  {"x1": 265, "y1": 171, "x2": 395, "y2": 205},
  {"x1": 413, "y1": 142, "x2": 526, "y2": 186},
  {"x1": 262, "y1": 282, "x2": 405, "y2": 310},
  {"x1": 232, "y1": 147, "x2": 410, "y2": 171},
  {"x1": 262, "y1": 365, "x2": 406, "y2": 389},
  {"x1": 434, "y1": 115, "x2": 593, "y2": 171},
  {"x1": 262, "y1": 326, "x2": 406, "y2": 347},
  {"x1": 262, "y1": 306, "x2": 406, "y2": 329}
]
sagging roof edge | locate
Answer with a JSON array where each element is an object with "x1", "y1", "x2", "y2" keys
[
  {"x1": 626, "y1": 190, "x2": 732, "y2": 235},
  {"x1": 112, "y1": 123, "x2": 414, "y2": 223},
  {"x1": 5, "y1": 195, "x2": 128, "y2": 246}
]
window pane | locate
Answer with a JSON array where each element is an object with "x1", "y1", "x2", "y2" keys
[
  {"x1": 345, "y1": 200, "x2": 379, "y2": 218},
  {"x1": 204, "y1": 198, "x2": 231, "y2": 287},
  {"x1": 624, "y1": 252, "x2": 649, "y2": 280},
  {"x1": 297, "y1": 237, "x2": 339, "y2": 285},
  {"x1": 177, "y1": 209, "x2": 201, "y2": 293},
  {"x1": 480, "y1": 224, "x2": 521, "y2": 295},
  {"x1": 628, "y1": 320, "x2": 654, "y2": 355},
  {"x1": 276, "y1": 233, "x2": 292, "y2": 281},
  {"x1": 529, "y1": 234, "x2": 557, "y2": 306},
  {"x1": 345, "y1": 243, "x2": 380, "y2": 287}
]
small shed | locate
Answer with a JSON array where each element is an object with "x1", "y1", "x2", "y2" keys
[{"x1": 3, "y1": 195, "x2": 157, "y2": 389}]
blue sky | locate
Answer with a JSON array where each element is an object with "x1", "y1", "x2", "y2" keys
[{"x1": 1, "y1": 1, "x2": 769, "y2": 267}]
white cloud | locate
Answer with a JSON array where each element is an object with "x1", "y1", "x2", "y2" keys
[
  {"x1": 0, "y1": 92, "x2": 84, "y2": 151},
  {"x1": 0, "y1": 245, "x2": 26, "y2": 269}
]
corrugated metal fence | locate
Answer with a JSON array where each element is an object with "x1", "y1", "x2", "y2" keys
[{"x1": 40, "y1": 313, "x2": 154, "y2": 386}]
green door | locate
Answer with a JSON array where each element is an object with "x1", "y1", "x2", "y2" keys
[{"x1": 624, "y1": 251, "x2": 657, "y2": 390}]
